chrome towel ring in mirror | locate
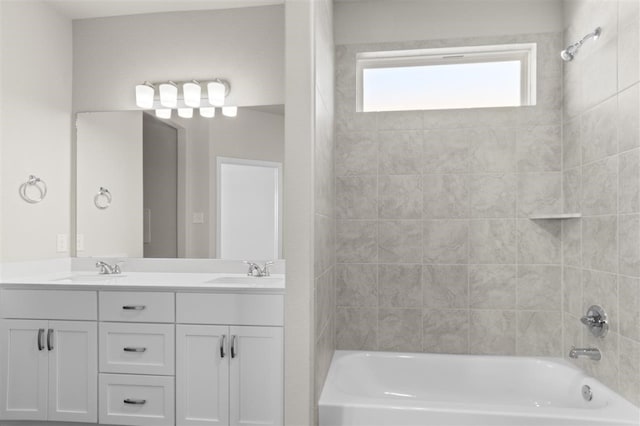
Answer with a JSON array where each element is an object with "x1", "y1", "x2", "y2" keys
[
  {"x1": 19, "y1": 175, "x2": 47, "y2": 204},
  {"x1": 94, "y1": 187, "x2": 112, "y2": 209}
]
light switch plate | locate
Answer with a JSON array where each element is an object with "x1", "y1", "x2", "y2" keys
[
  {"x1": 192, "y1": 212, "x2": 204, "y2": 224},
  {"x1": 76, "y1": 234, "x2": 85, "y2": 251},
  {"x1": 56, "y1": 234, "x2": 68, "y2": 253}
]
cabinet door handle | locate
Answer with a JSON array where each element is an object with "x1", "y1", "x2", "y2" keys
[
  {"x1": 122, "y1": 305, "x2": 146, "y2": 310},
  {"x1": 231, "y1": 335, "x2": 237, "y2": 358},
  {"x1": 47, "y1": 328, "x2": 54, "y2": 351},
  {"x1": 220, "y1": 335, "x2": 226, "y2": 358},
  {"x1": 37, "y1": 328, "x2": 45, "y2": 351},
  {"x1": 123, "y1": 347, "x2": 147, "y2": 353},
  {"x1": 123, "y1": 398, "x2": 146, "y2": 405}
]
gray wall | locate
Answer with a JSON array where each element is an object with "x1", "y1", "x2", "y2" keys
[
  {"x1": 334, "y1": 32, "x2": 564, "y2": 356},
  {"x1": 562, "y1": 0, "x2": 640, "y2": 404}
]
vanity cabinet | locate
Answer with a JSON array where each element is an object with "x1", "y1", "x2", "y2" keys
[
  {"x1": 176, "y1": 293, "x2": 284, "y2": 426},
  {"x1": 0, "y1": 290, "x2": 98, "y2": 423}
]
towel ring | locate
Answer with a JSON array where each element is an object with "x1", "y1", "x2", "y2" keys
[
  {"x1": 19, "y1": 175, "x2": 47, "y2": 204},
  {"x1": 94, "y1": 187, "x2": 112, "y2": 210}
]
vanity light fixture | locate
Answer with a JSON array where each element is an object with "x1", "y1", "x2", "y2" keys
[
  {"x1": 135, "y1": 82, "x2": 155, "y2": 109},
  {"x1": 200, "y1": 107, "x2": 216, "y2": 118},
  {"x1": 183, "y1": 81, "x2": 201, "y2": 108},
  {"x1": 159, "y1": 82, "x2": 178, "y2": 108},
  {"x1": 178, "y1": 108, "x2": 193, "y2": 118},
  {"x1": 207, "y1": 79, "x2": 229, "y2": 107},
  {"x1": 156, "y1": 108, "x2": 172, "y2": 119},
  {"x1": 222, "y1": 106, "x2": 238, "y2": 117}
]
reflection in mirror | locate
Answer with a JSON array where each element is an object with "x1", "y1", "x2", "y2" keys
[{"x1": 75, "y1": 106, "x2": 284, "y2": 259}]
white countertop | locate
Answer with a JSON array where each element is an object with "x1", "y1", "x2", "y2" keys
[{"x1": 0, "y1": 271, "x2": 285, "y2": 294}]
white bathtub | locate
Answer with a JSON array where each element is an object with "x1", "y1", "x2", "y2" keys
[{"x1": 319, "y1": 351, "x2": 640, "y2": 426}]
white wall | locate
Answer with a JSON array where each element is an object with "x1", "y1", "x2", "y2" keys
[
  {"x1": 72, "y1": 5, "x2": 284, "y2": 112},
  {"x1": 0, "y1": 0, "x2": 72, "y2": 262},
  {"x1": 334, "y1": 0, "x2": 564, "y2": 45}
]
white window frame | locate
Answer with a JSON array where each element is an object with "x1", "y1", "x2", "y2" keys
[{"x1": 356, "y1": 43, "x2": 537, "y2": 112}]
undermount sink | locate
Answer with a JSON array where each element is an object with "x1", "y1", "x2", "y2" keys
[
  {"x1": 206, "y1": 276, "x2": 282, "y2": 285},
  {"x1": 52, "y1": 274, "x2": 128, "y2": 282}
]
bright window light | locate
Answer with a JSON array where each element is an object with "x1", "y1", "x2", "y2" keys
[{"x1": 357, "y1": 43, "x2": 536, "y2": 112}]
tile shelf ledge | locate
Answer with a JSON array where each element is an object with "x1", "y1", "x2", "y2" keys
[{"x1": 529, "y1": 213, "x2": 582, "y2": 220}]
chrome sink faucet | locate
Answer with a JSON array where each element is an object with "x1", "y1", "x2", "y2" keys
[
  {"x1": 569, "y1": 346, "x2": 601, "y2": 361},
  {"x1": 243, "y1": 261, "x2": 273, "y2": 277},
  {"x1": 96, "y1": 261, "x2": 122, "y2": 275}
]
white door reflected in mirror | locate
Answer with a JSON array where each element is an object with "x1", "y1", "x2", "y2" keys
[{"x1": 217, "y1": 157, "x2": 282, "y2": 260}]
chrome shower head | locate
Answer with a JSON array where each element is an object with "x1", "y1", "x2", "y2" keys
[{"x1": 560, "y1": 27, "x2": 601, "y2": 62}]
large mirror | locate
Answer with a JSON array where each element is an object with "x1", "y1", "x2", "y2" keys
[{"x1": 75, "y1": 107, "x2": 284, "y2": 259}]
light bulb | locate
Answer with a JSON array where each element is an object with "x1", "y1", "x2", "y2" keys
[
  {"x1": 159, "y1": 82, "x2": 178, "y2": 108},
  {"x1": 178, "y1": 108, "x2": 193, "y2": 118},
  {"x1": 155, "y1": 109, "x2": 171, "y2": 119},
  {"x1": 200, "y1": 107, "x2": 216, "y2": 118},
  {"x1": 207, "y1": 80, "x2": 226, "y2": 107},
  {"x1": 183, "y1": 81, "x2": 201, "y2": 108},
  {"x1": 135, "y1": 82, "x2": 154, "y2": 108},
  {"x1": 222, "y1": 106, "x2": 238, "y2": 117}
]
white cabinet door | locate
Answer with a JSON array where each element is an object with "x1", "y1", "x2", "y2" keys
[
  {"x1": 176, "y1": 325, "x2": 230, "y2": 426},
  {"x1": 229, "y1": 326, "x2": 283, "y2": 426},
  {"x1": 0, "y1": 319, "x2": 48, "y2": 421},
  {"x1": 47, "y1": 321, "x2": 98, "y2": 423}
]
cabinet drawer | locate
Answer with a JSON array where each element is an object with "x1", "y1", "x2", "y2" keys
[
  {"x1": 0, "y1": 289, "x2": 97, "y2": 320},
  {"x1": 177, "y1": 293, "x2": 284, "y2": 326},
  {"x1": 99, "y1": 291, "x2": 174, "y2": 323},
  {"x1": 99, "y1": 374, "x2": 174, "y2": 426},
  {"x1": 100, "y1": 323, "x2": 174, "y2": 375}
]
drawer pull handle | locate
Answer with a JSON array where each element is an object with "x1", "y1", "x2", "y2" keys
[
  {"x1": 220, "y1": 335, "x2": 226, "y2": 358},
  {"x1": 47, "y1": 328, "x2": 54, "y2": 351},
  {"x1": 37, "y1": 328, "x2": 45, "y2": 351},
  {"x1": 123, "y1": 398, "x2": 146, "y2": 405},
  {"x1": 123, "y1": 347, "x2": 147, "y2": 353},
  {"x1": 231, "y1": 335, "x2": 237, "y2": 359},
  {"x1": 122, "y1": 305, "x2": 146, "y2": 310}
]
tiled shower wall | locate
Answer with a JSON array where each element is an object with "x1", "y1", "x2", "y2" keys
[
  {"x1": 562, "y1": 0, "x2": 640, "y2": 404},
  {"x1": 334, "y1": 32, "x2": 568, "y2": 356}
]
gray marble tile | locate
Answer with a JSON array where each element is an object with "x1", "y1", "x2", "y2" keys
[
  {"x1": 336, "y1": 220, "x2": 378, "y2": 263},
  {"x1": 582, "y1": 156, "x2": 618, "y2": 216},
  {"x1": 377, "y1": 111, "x2": 423, "y2": 131},
  {"x1": 583, "y1": 269, "x2": 618, "y2": 332},
  {"x1": 378, "y1": 221, "x2": 423, "y2": 263},
  {"x1": 423, "y1": 265, "x2": 469, "y2": 309},
  {"x1": 517, "y1": 311, "x2": 562, "y2": 356},
  {"x1": 336, "y1": 176, "x2": 377, "y2": 219},
  {"x1": 423, "y1": 309, "x2": 469, "y2": 354},
  {"x1": 619, "y1": 337, "x2": 640, "y2": 407},
  {"x1": 517, "y1": 265, "x2": 562, "y2": 311},
  {"x1": 583, "y1": 330, "x2": 619, "y2": 391},
  {"x1": 618, "y1": 84, "x2": 640, "y2": 152},
  {"x1": 336, "y1": 111, "x2": 377, "y2": 134},
  {"x1": 469, "y1": 310, "x2": 516, "y2": 356},
  {"x1": 378, "y1": 131, "x2": 423, "y2": 175},
  {"x1": 336, "y1": 264, "x2": 378, "y2": 307},
  {"x1": 378, "y1": 308, "x2": 423, "y2": 352},
  {"x1": 517, "y1": 219, "x2": 561, "y2": 264},
  {"x1": 469, "y1": 174, "x2": 516, "y2": 218},
  {"x1": 619, "y1": 214, "x2": 640, "y2": 277},
  {"x1": 516, "y1": 125, "x2": 562, "y2": 172},
  {"x1": 563, "y1": 168, "x2": 582, "y2": 214},
  {"x1": 563, "y1": 267, "x2": 583, "y2": 317},
  {"x1": 619, "y1": 0, "x2": 640, "y2": 30},
  {"x1": 423, "y1": 220, "x2": 469, "y2": 264},
  {"x1": 379, "y1": 175, "x2": 422, "y2": 219},
  {"x1": 423, "y1": 129, "x2": 470, "y2": 173},
  {"x1": 581, "y1": 37, "x2": 618, "y2": 111},
  {"x1": 581, "y1": 95, "x2": 618, "y2": 163},
  {"x1": 315, "y1": 270, "x2": 335, "y2": 338},
  {"x1": 335, "y1": 132, "x2": 378, "y2": 176},
  {"x1": 314, "y1": 215, "x2": 335, "y2": 277},
  {"x1": 423, "y1": 174, "x2": 469, "y2": 218},
  {"x1": 469, "y1": 219, "x2": 516, "y2": 264},
  {"x1": 563, "y1": 119, "x2": 581, "y2": 170},
  {"x1": 619, "y1": 276, "x2": 640, "y2": 341},
  {"x1": 563, "y1": 314, "x2": 583, "y2": 364},
  {"x1": 379, "y1": 264, "x2": 423, "y2": 308},
  {"x1": 582, "y1": 215, "x2": 618, "y2": 273},
  {"x1": 335, "y1": 307, "x2": 378, "y2": 350},
  {"x1": 468, "y1": 128, "x2": 517, "y2": 173},
  {"x1": 517, "y1": 173, "x2": 562, "y2": 217},
  {"x1": 562, "y1": 218, "x2": 582, "y2": 267},
  {"x1": 619, "y1": 149, "x2": 640, "y2": 214},
  {"x1": 469, "y1": 265, "x2": 516, "y2": 309},
  {"x1": 618, "y1": 19, "x2": 640, "y2": 91}
]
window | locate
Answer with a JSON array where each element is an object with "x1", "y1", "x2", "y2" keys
[{"x1": 356, "y1": 43, "x2": 537, "y2": 112}]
